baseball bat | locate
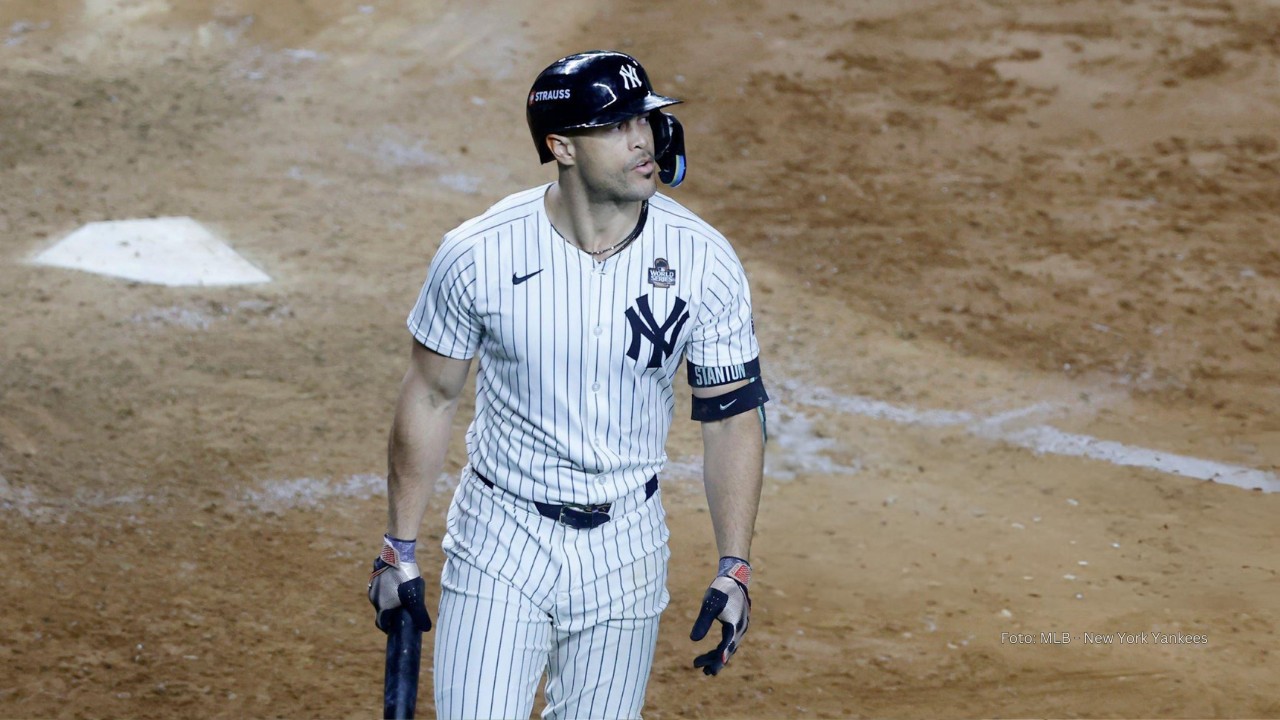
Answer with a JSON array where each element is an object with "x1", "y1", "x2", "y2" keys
[{"x1": 383, "y1": 579, "x2": 425, "y2": 719}]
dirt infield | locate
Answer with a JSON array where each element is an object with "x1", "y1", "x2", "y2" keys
[{"x1": 1, "y1": 1, "x2": 1278, "y2": 717}]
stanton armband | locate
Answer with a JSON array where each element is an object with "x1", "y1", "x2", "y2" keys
[
  {"x1": 688, "y1": 357, "x2": 761, "y2": 388},
  {"x1": 691, "y1": 377, "x2": 769, "y2": 422}
]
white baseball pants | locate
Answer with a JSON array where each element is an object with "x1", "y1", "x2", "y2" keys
[{"x1": 432, "y1": 468, "x2": 670, "y2": 719}]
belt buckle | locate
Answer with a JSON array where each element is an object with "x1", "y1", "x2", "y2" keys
[{"x1": 559, "y1": 503, "x2": 611, "y2": 529}]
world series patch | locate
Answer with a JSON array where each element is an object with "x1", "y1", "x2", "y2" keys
[{"x1": 647, "y1": 258, "x2": 676, "y2": 288}]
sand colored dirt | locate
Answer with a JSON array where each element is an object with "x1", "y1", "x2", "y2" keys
[{"x1": 1, "y1": 0, "x2": 1278, "y2": 718}]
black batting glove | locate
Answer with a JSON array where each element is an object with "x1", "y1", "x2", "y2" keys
[
  {"x1": 689, "y1": 556, "x2": 752, "y2": 676},
  {"x1": 368, "y1": 535, "x2": 432, "y2": 634}
]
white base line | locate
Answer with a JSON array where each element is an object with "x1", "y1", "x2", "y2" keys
[{"x1": 782, "y1": 382, "x2": 1279, "y2": 493}]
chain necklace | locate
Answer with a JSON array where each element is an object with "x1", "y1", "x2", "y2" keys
[{"x1": 585, "y1": 201, "x2": 649, "y2": 257}]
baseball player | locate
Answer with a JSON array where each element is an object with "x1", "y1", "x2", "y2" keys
[{"x1": 368, "y1": 50, "x2": 768, "y2": 719}]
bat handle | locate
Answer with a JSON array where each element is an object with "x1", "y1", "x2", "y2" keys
[{"x1": 383, "y1": 606, "x2": 423, "y2": 720}]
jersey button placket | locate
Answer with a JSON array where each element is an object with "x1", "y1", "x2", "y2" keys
[{"x1": 584, "y1": 256, "x2": 607, "y2": 472}]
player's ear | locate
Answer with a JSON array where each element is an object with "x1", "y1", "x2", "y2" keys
[{"x1": 546, "y1": 133, "x2": 576, "y2": 166}]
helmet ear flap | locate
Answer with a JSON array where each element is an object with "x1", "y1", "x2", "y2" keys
[{"x1": 653, "y1": 112, "x2": 687, "y2": 187}]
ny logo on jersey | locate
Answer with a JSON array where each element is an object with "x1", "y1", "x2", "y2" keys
[
  {"x1": 619, "y1": 64, "x2": 643, "y2": 91},
  {"x1": 625, "y1": 294, "x2": 689, "y2": 369}
]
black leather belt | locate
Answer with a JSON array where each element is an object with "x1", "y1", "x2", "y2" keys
[{"x1": 473, "y1": 470, "x2": 658, "y2": 530}]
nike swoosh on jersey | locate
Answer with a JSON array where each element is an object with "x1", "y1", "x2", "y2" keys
[
  {"x1": 719, "y1": 399, "x2": 738, "y2": 410},
  {"x1": 513, "y1": 269, "x2": 544, "y2": 285}
]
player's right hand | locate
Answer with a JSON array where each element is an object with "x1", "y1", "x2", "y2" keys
[{"x1": 368, "y1": 536, "x2": 433, "y2": 634}]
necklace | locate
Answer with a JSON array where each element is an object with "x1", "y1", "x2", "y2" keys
[{"x1": 585, "y1": 201, "x2": 649, "y2": 257}]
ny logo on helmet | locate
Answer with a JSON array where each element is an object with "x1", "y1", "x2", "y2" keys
[{"x1": 619, "y1": 64, "x2": 643, "y2": 91}]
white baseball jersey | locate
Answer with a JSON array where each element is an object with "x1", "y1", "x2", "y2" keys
[{"x1": 407, "y1": 182, "x2": 760, "y2": 506}]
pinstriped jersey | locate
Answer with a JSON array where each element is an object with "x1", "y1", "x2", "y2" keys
[{"x1": 408, "y1": 183, "x2": 760, "y2": 506}]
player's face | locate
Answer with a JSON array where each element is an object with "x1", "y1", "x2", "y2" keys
[{"x1": 571, "y1": 114, "x2": 658, "y2": 203}]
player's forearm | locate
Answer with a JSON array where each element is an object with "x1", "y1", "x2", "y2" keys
[
  {"x1": 700, "y1": 409, "x2": 765, "y2": 560},
  {"x1": 385, "y1": 379, "x2": 460, "y2": 540}
]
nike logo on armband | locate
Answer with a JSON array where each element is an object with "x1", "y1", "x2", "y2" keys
[
  {"x1": 719, "y1": 399, "x2": 738, "y2": 411},
  {"x1": 513, "y1": 269, "x2": 543, "y2": 285}
]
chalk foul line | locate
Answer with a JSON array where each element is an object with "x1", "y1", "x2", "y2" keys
[{"x1": 780, "y1": 381, "x2": 1278, "y2": 493}]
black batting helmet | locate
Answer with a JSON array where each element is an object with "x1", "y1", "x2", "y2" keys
[{"x1": 526, "y1": 50, "x2": 688, "y2": 186}]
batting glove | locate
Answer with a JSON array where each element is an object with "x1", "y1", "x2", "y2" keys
[
  {"x1": 689, "y1": 556, "x2": 752, "y2": 676},
  {"x1": 368, "y1": 535, "x2": 432, "y2": 634}
]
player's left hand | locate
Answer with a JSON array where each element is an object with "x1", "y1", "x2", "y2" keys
[
  {"x1": 368, "y1": 535, "x2": 433, "y2": 634},
  {"x1": 689, "y1": 557, "x2": 752, "y2": 676}
]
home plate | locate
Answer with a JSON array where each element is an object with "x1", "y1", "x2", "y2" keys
[{"x1": 31, "y1": 217, "x2": 271, "y2": 287}]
